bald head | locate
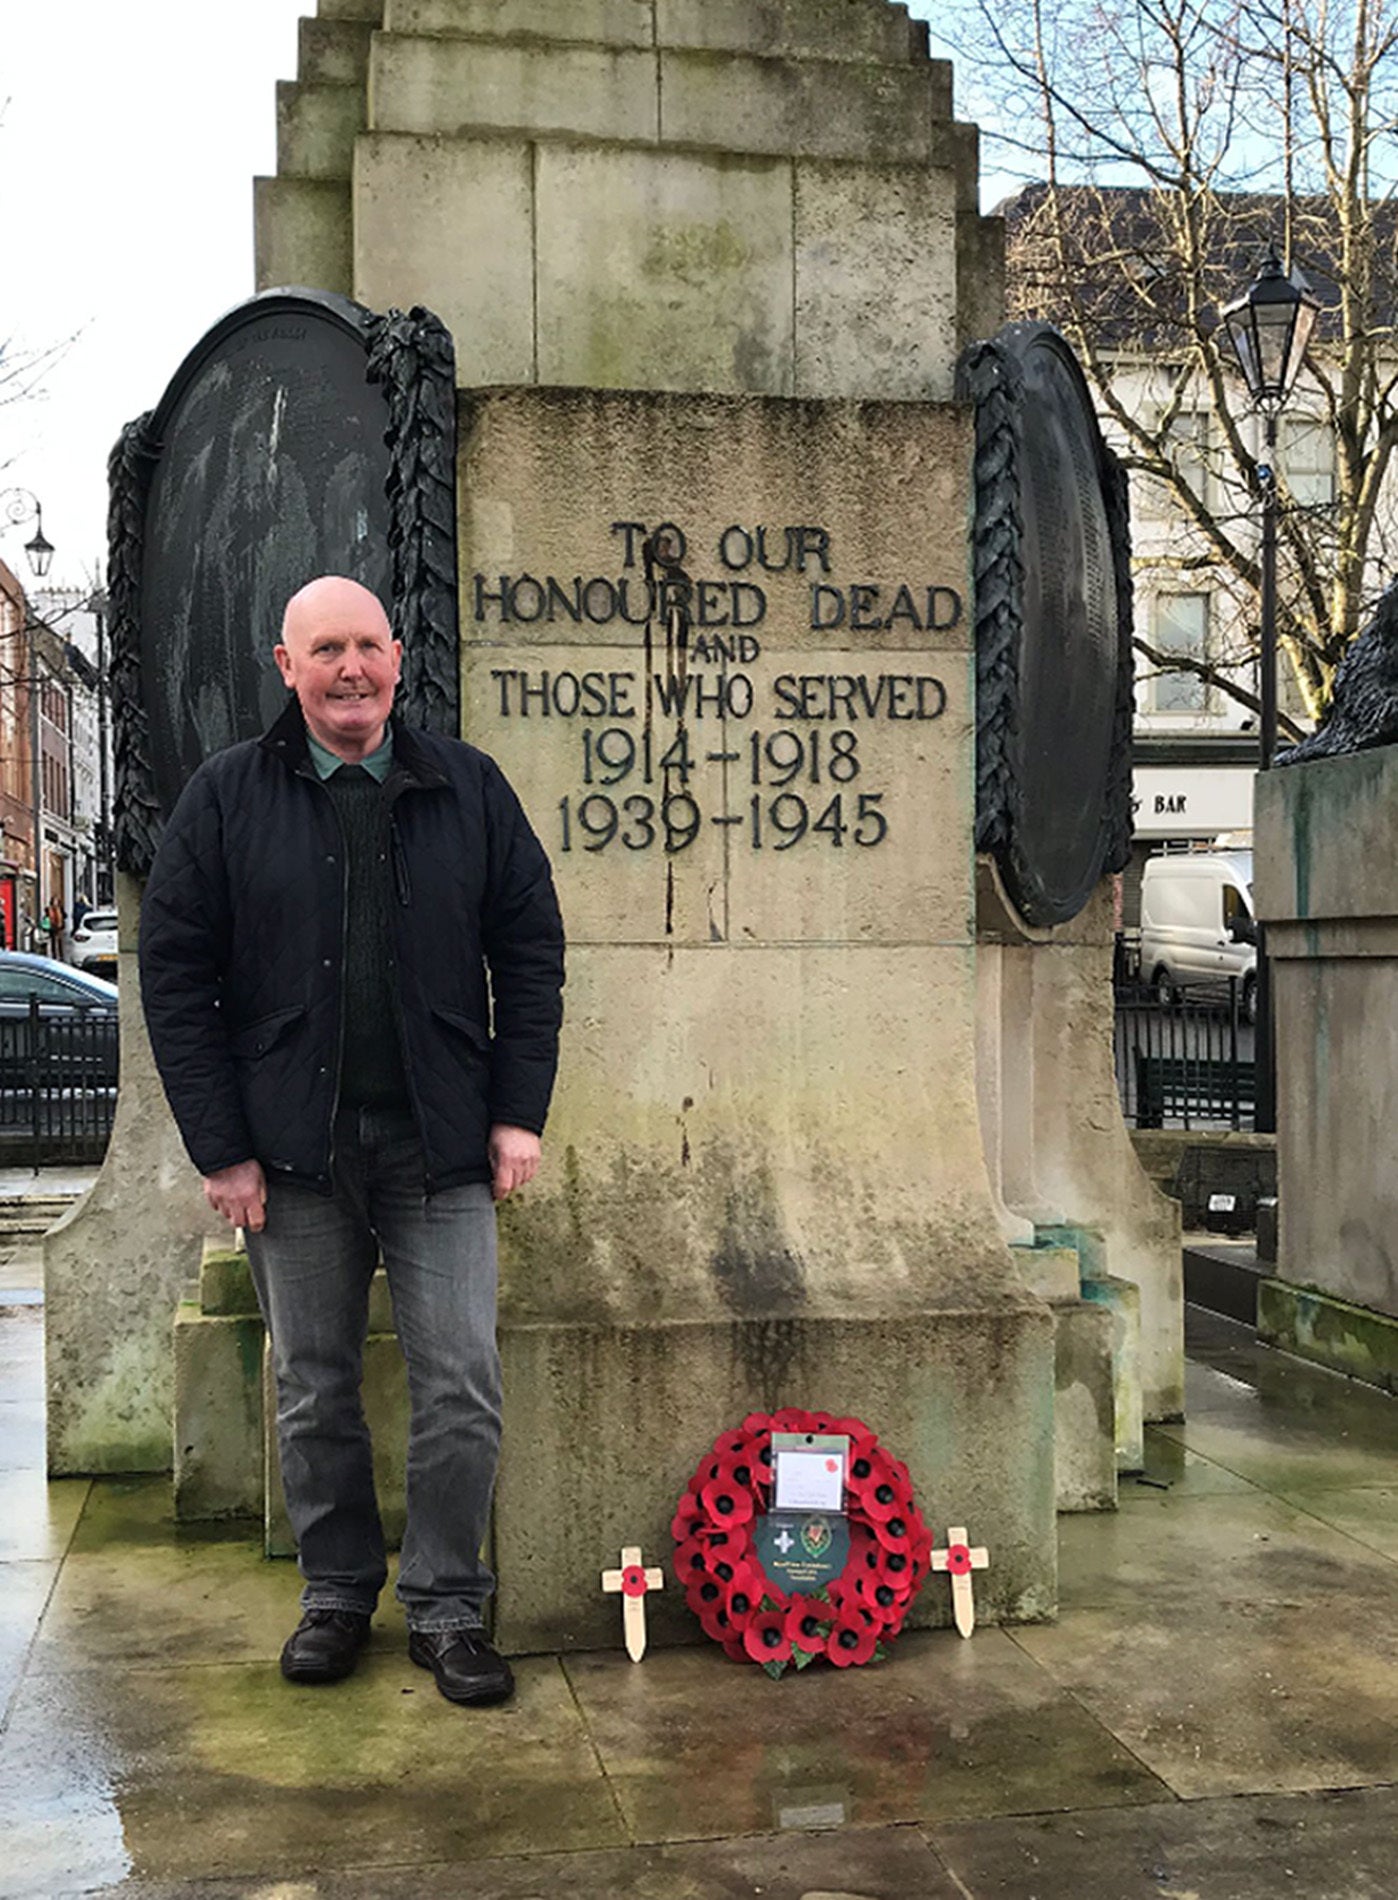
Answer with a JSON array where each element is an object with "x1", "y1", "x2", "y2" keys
[
  {"x1": 275, "y1": 575, "x2": 402, "y2": 763},
  {"x1": 281, "y1": 575, "x2": 392, "y2": 650}
]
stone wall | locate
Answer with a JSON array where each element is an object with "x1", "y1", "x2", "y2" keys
[{"x1": 1256, "y1": 747, "x2": 1398, "y2": 1330}]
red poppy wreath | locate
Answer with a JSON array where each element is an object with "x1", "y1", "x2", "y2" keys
[{"x1": 672, "y1": 1407, "x2": 932, "y2": 1677}]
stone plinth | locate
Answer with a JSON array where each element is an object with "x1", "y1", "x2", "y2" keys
[
  {"x1": 1255, "y1": 746, "x2": 1398, "y2": 1386},
  {"x1": 45, "y1": 875, "x2": 224, "y2": 1476},
  {"x1": 497, "y1": 1309, "x2": 1055, "y2": 1653}
]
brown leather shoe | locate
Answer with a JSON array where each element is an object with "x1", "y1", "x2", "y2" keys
[
  {"x1": 280, "y1": 1609, "x2": 372, "y2": 1683},
  {"x1": 408, "y1": 1628, "x2": 515, "y2": 1705}
]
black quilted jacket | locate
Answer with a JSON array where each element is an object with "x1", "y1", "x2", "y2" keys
[{"x1": 139, "y1": 698, "x2": 565, "y2": 1193}]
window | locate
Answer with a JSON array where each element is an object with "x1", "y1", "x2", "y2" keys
[
  {"x1": 1166, "y1": 411, "x2": 1211, "y2": 508},
  {"x1": 1151, "y1": 593, "x2": 1210, "y2": 712},
  {"x1": 0, "y1": 965, "x2": 94, "y2": 1007},
  {"x1": 1278, "y1": 416, "x2": 1335, "y2": 508}
]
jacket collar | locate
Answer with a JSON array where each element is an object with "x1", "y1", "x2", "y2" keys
[{"x1": 259, "y1": 696, "x2": 450, "y2": 791}]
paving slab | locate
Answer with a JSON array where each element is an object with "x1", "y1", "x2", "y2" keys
[
  {"x1": 1118, "y1": 1425, "x2": 1262, "y2": 1504},
  {"x1": 1279, "y1": 1484, "x2": 1398, "y2": 1563},
  {"x1": 98, "y1": 1822, "x2": 961, "y2": 1898},
  {"x1": 563, "y1": 1631, "x2": 1167, "y2": 1843},
  {"x1": 0, "y1": 1655, "x2": 627, "y2": 1894},
  {"x1": 931, "y1": 1783, "x2": 1398, "y2": 1900},
  {"x1": 1160, "y1": 1354, "x2": 1398, "y2": 1492},
  {"x1": 0, "y1": 1470, "x2": 89, "y2": 1562},
  {"x1": 1010, "y1": 1487, "x2": 1398, "y2": 1798},
  {"x1": 0, "y1": 1396, "x2": 45, "y2": 1472},
  {"x1": 0, "y1": 1301, "x2": 42, "y2": 1391},
  {"x1": 0, "y1": 1558, "x2": 59, "y2": 1722},
  {"x1": 31, "y1": 1478, "x2": 299, "y2": 1672}
]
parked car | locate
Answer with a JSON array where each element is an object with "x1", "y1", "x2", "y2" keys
[
  {"x1": 0, "y1": 952, "x2": 120, "y2": 1092},
  {"x1": 1139, "y1": 852, "x2": 1258, "y2": 1020},
  {"x1": 69, "y1": 908, "x2": 119, "y2": 977}
]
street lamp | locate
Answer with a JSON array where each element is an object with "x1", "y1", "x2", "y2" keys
[
  {"x1": 1219, "y1": 250, "x2": 1321, "y2": 767},
  {"x1": 0, "y1": 489, "x2": 59, "y2": 946},
  {"x1": 1219, "y1": 248, "x2": 1320, "y2": 1136},
  {"x1": 1, "y1": 490, "x2": 56, "y2": 580}
]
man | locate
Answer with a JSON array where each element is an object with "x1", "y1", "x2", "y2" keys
[{"x1": 140, "y1": 575, "x2": 564, "y2": 1707}]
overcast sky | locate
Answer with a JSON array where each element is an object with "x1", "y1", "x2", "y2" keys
[
  {"x1": 1, "y1": 2, "x2": 988, "y2": 596},
  {"x1": 0, "y1": 0, "x2": 308, "y2": 592}
]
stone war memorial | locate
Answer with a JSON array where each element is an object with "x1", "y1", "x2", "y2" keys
[{"x1": 45, "y1": 0, "x2": 1183, "y2": 1656}]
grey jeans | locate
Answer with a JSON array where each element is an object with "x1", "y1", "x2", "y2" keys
[{"x1": 245, "y1": 1104, "x2": 501, "y2": 1632}]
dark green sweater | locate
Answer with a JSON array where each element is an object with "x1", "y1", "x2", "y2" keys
[{"x1": 324, "y1": 765, "x2": 409, "y2": 1109}]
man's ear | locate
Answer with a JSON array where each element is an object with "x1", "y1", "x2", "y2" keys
[{"x1": 273, "y1": 643, "x2": 294, "y2": 688}]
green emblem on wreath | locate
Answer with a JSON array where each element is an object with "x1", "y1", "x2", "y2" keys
[{"x1": 801, "y1": 1515, "x2": 833, "y2": 1560}]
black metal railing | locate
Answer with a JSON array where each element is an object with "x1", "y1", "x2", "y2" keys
[
  {"x1": 0, "y1": 999, "x2": 119, "y2": 1164},
  {"x1": 1114, "y1": 978, "x2": 1255, "y2": 1131}
]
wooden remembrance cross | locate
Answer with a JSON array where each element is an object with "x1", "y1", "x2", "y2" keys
[
  {"x1": 601, "y1": 1546, "x2": 665, "y2": 1661},
  {"x1": 931, "y1": 1525, "x2": 989, "y2": 1638}
]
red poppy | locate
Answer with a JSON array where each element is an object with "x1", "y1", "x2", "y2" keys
[
  {"x1": 714, "y1": 1428, "x2": 755, "y2": 1460},
  {"x1": 620, "y1": 1564, "x2": 648, "y2": 1598},
  {"x1": 711, "y1": 1446, "x2": 763, "y2": 1499},
  {"x1": 873, "y1": 1512, "x2": 913, "y2": 1553},
  {"x1": 689, "y1": 1454, "x2": 725, "y2": 1497},
  {"x1": 783, "y1": 1593, "x2": 831, "y2": 1656},
  {"x1": 671, "y1": 1492, "x2": 703, "y2": 1542},
  {"x1": 853, "y1": 1566, "x2": 910, "y2": 1621},
  {"x1": 722, "y1": 1632, "x2": 750, "y2": 1664},
  {"x1": 672, "y1": 1535, "x2": 712, "y2": 1585},
  {"x1": 945, "y1": 1542, "x2": 973, "y2": 1575},
  {"x1": 685, "y1": 1573, "x2": 727, "y2": 1618},
  {"x1": 742, "y1": 1610, "x2": 793, "y2": 1666},
  {"x1": 770, "y1": 1407, "x2": 819, "y2": 1432},
  {"x1": 826, "y1": 1607, "x2": 879, "y2": 1667},
  {"x1": 719, "y1": 1558, "x2": 765, "y2": 1623},
  {"x1": 852, "y1": 1468, "x2": 911, "y2": 1523},
  {"x1": 700, "y1": 1476, "x2": 755, "y2": 1526},
  {"x1": 909, "y1": 1524, "x2": 934, "y2": 1578}
]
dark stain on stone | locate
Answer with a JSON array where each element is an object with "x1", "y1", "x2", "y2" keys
[
  {"x1": 710, "y1": 1168, "x2": 807, "y2": 1316},
  {"x1": 735, "y1": 1316, "x2": 804, "y2": 1404}
]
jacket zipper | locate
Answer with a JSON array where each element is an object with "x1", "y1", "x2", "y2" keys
[
  {"x1": 309, "y1": 772, "x2": 351, "y2": 1186},
  {"x1": 385, "y1": 782, "x2": 436, "y2": 1194}
]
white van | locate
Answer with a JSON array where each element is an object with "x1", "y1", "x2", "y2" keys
[{"x1": 1138, "y1": 852, "x2": 1258, "y2": 1019}]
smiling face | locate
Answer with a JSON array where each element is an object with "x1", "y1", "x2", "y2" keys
[{"x1": 275, "y1": 577, "x2": 402, "y2": 761}]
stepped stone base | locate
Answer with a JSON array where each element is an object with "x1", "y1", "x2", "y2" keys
[
  {"x1": 493, "y1": 1304, "x2": 1057, "y2": 1655},
  {"x1": 1080, "y1": 1276, "x2": 1144, "y2": 1474},
  {"x1": 177, "y1": 1265, "x2": 1059, "y2": 1650},
  {"x1": 1051, "y1": 1299, "x2": 1118, "y2": 1513}
]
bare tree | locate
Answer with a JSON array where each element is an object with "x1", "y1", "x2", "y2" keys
[{"x1": 933, "y1": 0, "x2": 1398, "y2": 730}]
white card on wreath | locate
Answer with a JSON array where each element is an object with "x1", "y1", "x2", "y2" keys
[{"x1": 771, "y1": 1433, "x2": 849, "y2": 1513}]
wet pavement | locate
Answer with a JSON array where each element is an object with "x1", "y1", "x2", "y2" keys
[{"x1": 0, "y1": 1300, "x2": 1393, "y2": 1899}]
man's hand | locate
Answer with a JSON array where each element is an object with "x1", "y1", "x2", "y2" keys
[
  {"x1": 203, "y1": 1159, "x2": 268, "y2": 1233},
  {"x1": 488, "y1": 1124, "x2": 541, "y2": 1201}
]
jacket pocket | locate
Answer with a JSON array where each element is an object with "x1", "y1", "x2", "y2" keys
[
  {"x1": 229, "y1": 1003, "x2": 307, "y2": 1061},
  {"x1": 430, "y1": 1005, "x2": 491, "y2": 1056}
]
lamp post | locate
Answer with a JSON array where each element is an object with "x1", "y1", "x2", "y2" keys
[
  {"x1": 1219, "y1": 248, "x2": 1320, "y2": 1132},
  {"x1": 0, "y1": 490, "x2": 58, "y2": 945},
  {"x1": 1, "y1": 490, "x2": 56, "y2": 581}
]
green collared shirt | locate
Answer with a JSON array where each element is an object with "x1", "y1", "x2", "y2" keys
[{"x1": 307, "y1": 728, "x2": 393, "y2": 782}]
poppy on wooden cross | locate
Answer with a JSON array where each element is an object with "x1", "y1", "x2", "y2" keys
[
  {"x1": 601, "y1": 1545, "x2": 665, "y2": 1661},
  {"x1": 931, "y1": 1524, "x2": 989, "y2": 1637}
]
